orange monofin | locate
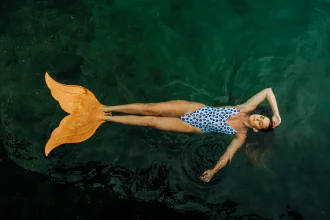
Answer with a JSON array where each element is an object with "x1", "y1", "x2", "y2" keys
[{"x1": 44, "y1": 72, "x2": 106, "y2": 156}]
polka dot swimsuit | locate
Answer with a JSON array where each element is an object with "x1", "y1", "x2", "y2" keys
[{"x1": 180, "y1": 106, "x2": 240, "y2": 134}]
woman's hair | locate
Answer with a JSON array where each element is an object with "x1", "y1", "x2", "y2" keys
[{"x1": 241, "y1": 106, "x2": 276, "y2": 170}]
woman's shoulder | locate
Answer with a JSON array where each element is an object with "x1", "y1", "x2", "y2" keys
[
  {"x1": 235, "y1": 130, "x2": 248, "y2": 139},
  {"x1": 233, "y1": 104, "x2": 253, "y2": 113},
  {"x1": 214, "y1": 105, "x2": 238, "y2": 109},
  {"x1": 214, "y1": 105, "x2": 253, "y2": 113}
]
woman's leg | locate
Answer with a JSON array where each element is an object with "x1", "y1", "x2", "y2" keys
[
  {"x1": 102, "y1": 115, "x2": 204, "y2": 134},
  {"x1": 102, "y1": 100, "x2": 205, "y2": 118}
]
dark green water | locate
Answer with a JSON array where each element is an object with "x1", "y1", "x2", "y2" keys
[{"x1": 1, "y1": 0, "x2": 330, "y2": 219}]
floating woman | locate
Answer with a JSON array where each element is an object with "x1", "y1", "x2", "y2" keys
[{"x1": 44, "y1": 72, "x2": 281, "y2": 183}]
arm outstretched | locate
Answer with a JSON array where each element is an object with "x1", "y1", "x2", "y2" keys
[{"x1": 200, "y1": 134, "x2": 246, "y2": 182}]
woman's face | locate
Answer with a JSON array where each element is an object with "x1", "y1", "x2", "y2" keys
[{"x1": 249, "y1": 114, "x2": 271, "y2": 130}]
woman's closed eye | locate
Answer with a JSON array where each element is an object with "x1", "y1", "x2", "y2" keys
[{"x1": 259, "y1": 116, "x2": 264, "y2": 127}]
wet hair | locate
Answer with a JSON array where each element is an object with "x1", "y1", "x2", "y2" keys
[
  {"x1": 241, "y1": 106, "x2": 276, "y2": 170},
  {"x1": 227, "y1": 96, "x2": 276, "y2": 169}
]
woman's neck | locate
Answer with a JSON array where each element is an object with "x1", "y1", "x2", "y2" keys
[
  {"x1": 240, "y1": 112, "x2": 252, "y2": 128},
  {"x1": 228, "y1": 112, "x2": 252, "y2": 132}
]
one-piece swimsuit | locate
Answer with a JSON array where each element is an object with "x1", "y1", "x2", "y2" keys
[{"x1": 179, "y1": 106, "x2": 240, "y2": 134}]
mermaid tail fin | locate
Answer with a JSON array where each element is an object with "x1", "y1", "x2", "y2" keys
[{"x1": 44, "y1": 72, "x2": 106, "y2": 156}]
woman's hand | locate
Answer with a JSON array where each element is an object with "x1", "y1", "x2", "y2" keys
[
  {"x1": 272, "y1": 115, "x2": 281, "y2": 128},
  {"x1": 200, "y1": 169, "x2": 215, "y2": 183}
]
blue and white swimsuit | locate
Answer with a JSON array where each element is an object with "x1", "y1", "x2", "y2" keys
[{"x1": 179, "y1": 106, "x2": 240, "y2": 134}]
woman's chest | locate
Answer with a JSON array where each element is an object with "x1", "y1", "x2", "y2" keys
[{"x1": 226, "y1": 113, "x2": 248, "y2": 134}]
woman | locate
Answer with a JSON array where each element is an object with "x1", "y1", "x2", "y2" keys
[
  {"x1": 101, "y1": 88, "x2": 281, "y2": 183},
  {"x1": 44, "y1": 73, "x2": 280, "y2": 182}
]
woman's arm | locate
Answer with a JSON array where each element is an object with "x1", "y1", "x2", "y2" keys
[
  {"x1": 213, "y1": 135, "x2": 246, "y2": 171},
  {"x1": 200, "y1": 134, "x2": 246, "y2": 182},
  {"x1": 266, "y1": 88, "x2": 280, "y2": 117},
  {"x1": 238, "y1": 88, "x2": 280, "y2": 116},
  {"x1": 267, "y1": 89, "x2": 281, "y2": 127}
]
